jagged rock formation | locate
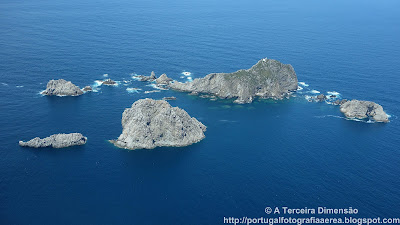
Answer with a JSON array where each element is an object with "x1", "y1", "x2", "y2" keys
[
  {"x1": 19, "y1": 133, "x2": 87, "y2": 148},
  {"x1": 83, "y1": 86, "x2": 93, "y2": 92},
  {"x1": 137, "y1": 71, "x2": 157, "y2": 82},
  {"x1": 156, "y1": 74, "x2": 172, "y2": 85},
  {"x1": 111, "y1": 98, "x2": 206, "y2": 150},
  {"x1": 42, "y1": 79, "x2": 83, "y2": 96},
  {"x1": 169, "y1": 58, "x2": 298, "y2": 103},
  {"x1": 340, "y1": 100, "x2": 389, "y2": 122}
]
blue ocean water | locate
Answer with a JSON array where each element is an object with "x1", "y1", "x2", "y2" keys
[{"x1": 1, "y1": 0, "x2": 400, "y2": 224}]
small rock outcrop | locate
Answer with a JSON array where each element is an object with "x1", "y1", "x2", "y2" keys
[
  {"x1": 111, "y1": 98, "x2": 206, "y2": 150},
  {"x1": 156, "y1": 74, "x2": 173, "y2": 85},
  {"x1": 316, "y1": 94, "x2": 326, "y2": 102},
  {"x1": 138, "y1": 71, "x2": 157, "y2": 82},
  {"x1": 162, "y1": 96, "x2": 177, "y2": 101},
  {"x1": 340, "y1": 100, "x2": 389, "y2": 122},
  {"x1": 102, "y1": 79, "x2": 117, "y2": 85},
  {"x1": 19, "y1": 133, "x2": 87, "y2": 148},
  {"x1": 42, "y1": 79, "x2": 83, "y2": 96},
  {"x1": 83, "y1": 86, "x2": 93, "y2": 92},
  {"x1": 169, "y1": 58, "x2": 298, "y2": 103}
]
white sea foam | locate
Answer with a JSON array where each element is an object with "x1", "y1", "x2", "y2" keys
[
  {"x1": 182, "y1": 71, "x2": 191, "y2": 76},
  {"x1": 144, "y1": 90, "x2": 161, "y2": 94},
  {"x1": 219, "y1": 119, "x2": 238, "y2": 123},
  {"x1": 180, "y1": 76, "x2": 185, "y2": 79},
  {"x1": 315, "y1": 115, "x2": 377, "y2": 123},
  {"x1": 327, "y1": 91, "x2": 340, "y2": 96},
  {"x1": 298, "y1": 82, "x2": 309, "y2": 87},
  {"x1": 16, "y1": 85, "x2": 24, "y2": 88},
  {"x1": 1, "y1": 82, "x2": 8, "y2": 86},
  {"x1": 131, "y1": 74, "x2": 142, "y2": 80},
  {"x1": 297, "y1": 86, "x2": 303, "y2": 91},
  {"x1": 310, "y1": 90, "x2": 320, "y2": 94},
  {"x1": 126, "y1": 88, "x2": 141, "y2": 93},
  {"x1": 94, "y1": 80, "x2": 103, "y2": 87},
  {"x1": 103, "y1": 74, "x2": 109, "y2": 77},
  {"x1": 305, "y1": 95, "x2": 313, "y2": 101},
  {"x1": 91, "y1": 80, "x2": 103, "y2": 92},
  {"x1": 187, "y1": 76, "x2": 193, "y2": 81},
  {"x1": 146, "y1": 83, "x2": 167, "y2": 90}
]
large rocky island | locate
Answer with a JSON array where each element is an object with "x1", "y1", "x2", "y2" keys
[
  {"x1": 42, "y1": 79, "x2": 83, "y2": 96},
  {"x1": 169, "y1": 58, "x2": 298, "y2": 103},
  {"x1": 340, "y1": 100, "x2": 389, "y2": 122},
  {"x1": 19, "y1": 133, "x2": 87, "y2": 148},
  {"x1": 110, "y1": 98, "x2": 206, "y2": 150}
]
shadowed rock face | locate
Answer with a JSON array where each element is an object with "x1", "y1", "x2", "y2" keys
[
  {"x1": 340, "y1": 100, "x2": 389, "y2": 122},
  {"x1": 169, "y1": 58, "x2": 298, "y2": 103},
  {"x1": 42, "y1": 79, "x2": 83, "y2": 96},
  {"x1": 83, "y1": 86, "x2": 93, "y2": 92},
  {"x1": 19, "y1": 133, "x2": 87, "y2": 148},
  {"x1": 111, "y1": 98, "x2": 206, "y2": 150},
  {"x1": 156, "y1": 74, "x2": 172, "y2": 85}
]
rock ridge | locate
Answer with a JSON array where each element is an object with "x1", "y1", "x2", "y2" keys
[
  {"x1": 169, "y1": 58, "x2": 298, "y2": 103},
  {"x1": 19, "y1": 133, "x2": 87, "y2": 148}
]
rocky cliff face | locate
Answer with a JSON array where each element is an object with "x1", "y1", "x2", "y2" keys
[
  {"x1": 19, "y1": 133, "x2": 87, "y2": 148},
  {"x1": 111, "y1": 98, "x2": 206, "y2": 150},
  {"x1": 42, "y1": 79, "x2": 84, "y2": 96},
  {"x1": 340, "y1": 100, "x2": 389, "y2": 122},
  {"x1": 169, "y1": 58, "x2": 298, "y2": 103}
]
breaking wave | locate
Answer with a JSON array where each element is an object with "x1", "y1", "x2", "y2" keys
[
  {"x1": 126, "y1": 87, "x2": 141, "y2": 93},
  {"x1": 298, "y1": 82, "x2": 309, "y2": 87},
  {"x1": 182, "y1": 71, "x2": 191, "y2": 76},
  {"x1": 314, "y1": 115, "x2": 377, "y2": 123}
]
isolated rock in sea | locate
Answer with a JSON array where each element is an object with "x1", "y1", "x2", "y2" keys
[
  {"x1": 83, "y1": 86, "x2": 93, "y2": 92},
  {"x1": 111, "y1": 98, "x2": 206, "y2": 150},
  {"x1": 162, "y1": 96, "x2": 177, "y2": 101},
  {"x1": 317, "y1": 94, "x2": 326, "y2": 102},
  {"x1": 19, "y1": 133, "x2": 87, "y2": 148},
  {"x1": 169, "y1": 58, "x2": 298, "y2": 103},
  {"x1": 156, "y1": 73, "x2": 173, "y2": 85},
  {"x1": 102, "y1": 79, "x2": 117, "y2": 85},
  {"x1": 42, "y1": 79, "x2": 83, "y2": 96},
  {"x1": 340, "y1": 100, "x2": 389, "y2": 122}
]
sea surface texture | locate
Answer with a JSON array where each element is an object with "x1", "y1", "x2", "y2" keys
[{"x1": 0, "y1": 0, "x2": 399, "y2": 224}]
